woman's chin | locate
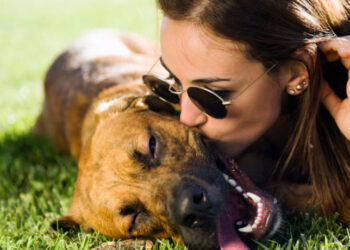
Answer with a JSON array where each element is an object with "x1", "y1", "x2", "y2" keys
[{"x1": 210, "y1": 140, "x2": 249, "y2": 158}]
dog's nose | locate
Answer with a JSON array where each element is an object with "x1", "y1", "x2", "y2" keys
[{"x1": 172, "y1": 183, "x2": 215, "y2": 228}]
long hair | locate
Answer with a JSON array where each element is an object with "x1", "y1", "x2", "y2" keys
[{"x1": 156, "y1": 0, "x2": 350, "y2": 215}]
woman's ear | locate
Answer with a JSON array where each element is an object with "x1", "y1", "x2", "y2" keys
[
  {"x1": 282, "y1": 44, "x2": 317, "y2": 95},
  {"x1": 284, "y1": 61, "x2": 310, "y2": 95}
]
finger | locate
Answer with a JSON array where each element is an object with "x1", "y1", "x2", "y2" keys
[
  {"x1": 321, "y1": 49, "x2": 340, "y2": 62},
  {"x1": 340, "y1": 55, "x2": 350, "y2": 70},
  {"x1": 347, "y1": 72, "x2": 350, "y2": 98},
  {"x1": 337, "y1": 47, "x2": 350, "y2": 57},
  {"x1": 319, "y1": 37, "x2": 350, "y2": 61},
  {"x1": 321, "y1": 81, "x2": 342, "y2": 118}
]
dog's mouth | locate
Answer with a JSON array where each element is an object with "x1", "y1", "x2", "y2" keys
[{"x1": 216, "y1": 155, "x2": 281, "y2": 250}]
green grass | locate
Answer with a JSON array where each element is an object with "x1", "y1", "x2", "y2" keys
[{"x1": 0, "y1": 0, "x2": 349, "y2": 249}]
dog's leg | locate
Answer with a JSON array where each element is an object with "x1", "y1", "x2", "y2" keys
[
  {"x1": 91, "y1": 239, "x2": 154, "y2": 250},
  {"x1": 339, "y1": 198, "x2": 350, "y2": 223},
  {"x1": 278, "y1": 182, "x2": 350, "y2": 223},
  {"x1": 278, "y1": 183, "x2": 315, "y2": 211}
]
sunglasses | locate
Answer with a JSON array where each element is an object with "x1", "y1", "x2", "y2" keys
[{"x1": 142, "y1": 58, "x2": 277, "y2": 119}]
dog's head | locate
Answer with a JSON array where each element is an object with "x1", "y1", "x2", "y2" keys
[{"x1": 53, "y1": 95, "x2": 280, "y2": 249}]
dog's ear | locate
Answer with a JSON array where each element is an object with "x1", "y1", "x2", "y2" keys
[{"x1": 135, "y1": 95, "x2": 180, "y2": 116}]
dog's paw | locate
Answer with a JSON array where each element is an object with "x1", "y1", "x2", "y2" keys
[{"x1": 91, "y1": 239, "x2": 154, "y2": 250}]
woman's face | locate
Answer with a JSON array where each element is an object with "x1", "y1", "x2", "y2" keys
[{"x1": 160, "y1": 17, "x2": 287, "y2": 157}]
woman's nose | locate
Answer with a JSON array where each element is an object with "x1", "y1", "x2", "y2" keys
[{"x1": 179, "y1": 92, "x2": 207, "y2": 127}]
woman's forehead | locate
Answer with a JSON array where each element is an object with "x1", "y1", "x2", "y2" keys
[
  {"x1": 161, "y1": 16, "x2": 246, "y2": 52},
  {"x1": 160, "y1": 17, "x2": 262, "y2": 81}
]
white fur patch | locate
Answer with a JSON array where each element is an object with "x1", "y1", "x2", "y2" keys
[{"x1": 95, "y1": 98, "x2": 121, "y2": 113}]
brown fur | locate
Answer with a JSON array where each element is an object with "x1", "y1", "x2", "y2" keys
[{"x1": 35, "y1": 29, "x2": 227, "y2": 248}]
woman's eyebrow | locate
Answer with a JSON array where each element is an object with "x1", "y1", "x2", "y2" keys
[{"x1": 160, "y1": 57, "x2": 232, "y2": 84}]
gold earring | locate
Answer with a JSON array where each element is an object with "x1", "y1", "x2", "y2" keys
[
  {"x1": 296, "y1": 84, "x2": 303, "y2": 91},
  {"x1": 288, "y1": 89, "x2": 296, "y2": 95}
]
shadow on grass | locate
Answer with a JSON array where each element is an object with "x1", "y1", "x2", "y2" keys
[
  {"x1": 0, "y1": 131, "x2": 77, "y2": 200},
  {"x1": 0, "y1": 131, "x2": 119, "y2": 248}
]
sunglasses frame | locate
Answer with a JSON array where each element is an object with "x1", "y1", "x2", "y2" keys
[
  {"x1": 168, "y1": 82, "x2": 232, "y2": 106},
  {"x1": 142, "y1": 57, "x2": 277, "y2": 118}
]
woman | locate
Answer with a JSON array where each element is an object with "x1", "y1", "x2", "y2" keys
[{"x1": 144, "y1": 0, "x2": 350, "y2": 222}]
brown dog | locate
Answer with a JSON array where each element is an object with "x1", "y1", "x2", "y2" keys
[{"x1": 35, "y1": 29, "x2": 280, "y2": 250}]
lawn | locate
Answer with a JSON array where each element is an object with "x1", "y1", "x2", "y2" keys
[{"x1": 0, "y1": 0, "x2": 349, "y2": 249}]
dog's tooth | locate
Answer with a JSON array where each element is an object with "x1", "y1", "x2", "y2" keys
[
  {"x1": 238, "y1": 224, "x2": 253, "y2": 233},
  {"x1": 223, "y1": 174, "x2": 229, "y2": 181},
  {"x1": 256, "y1": 215, "x2": 263, "y2": 223},
  {"x1": 253, "y1": 216, "x2": 261, "y2": 228},
  {"x1": 257, "y1": 207, "x2": 262, "y2": 216},
  {"x1": 273, "y1": 198, "x2": 278, "y2": 204},
  {"x1": 246, "y1": 192, "x2": 261, "y2": 203},
  {"x1": 235, "y1": 186, "x2": 243, "y2": 193},
  {"x1": 257, "y1": 202, "x2": 263, "y2": 208},
  {"x1": 228, "y1": 179, "x2": 237, "y2": 187},
  {"x1": 243, "y1": 193, "x2": 248, "y2": 199}
]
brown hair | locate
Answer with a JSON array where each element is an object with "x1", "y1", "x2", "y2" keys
[{"x1": 156, "y1": 0, "x2": 350, "y2": 215}]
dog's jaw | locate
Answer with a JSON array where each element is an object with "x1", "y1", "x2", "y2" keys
[{"x1": 216, "y1": 157, "x2": 282, "y2": 250}]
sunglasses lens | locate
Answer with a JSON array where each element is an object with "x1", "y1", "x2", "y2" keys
[
  {"x1": 143, "y1": 75, "x2": 179, "y2": 104},
  {"x1": 187, "y1": 87, "x2": 227, "y2": 119}
]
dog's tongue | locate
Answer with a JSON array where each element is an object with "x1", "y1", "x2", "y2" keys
[
  {"x1": 212, "y1": 149, "x2": 280, "y2": 250},
  {"x1": 218, "y1": 189, "x2": 249, "y2": 250}
]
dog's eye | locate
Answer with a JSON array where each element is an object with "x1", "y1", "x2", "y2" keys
[
  {"x1": 149, "y1": 135, "x2": 156, "y2": 158},
  {"x1": 132, "y1": 133, "x2": 159, "y2": 167}
]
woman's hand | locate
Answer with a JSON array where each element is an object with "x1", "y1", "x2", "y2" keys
[{"x1": 319, "y1": 37, "x2": 350, "y2": 141}]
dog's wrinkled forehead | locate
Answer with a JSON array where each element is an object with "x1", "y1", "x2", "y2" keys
[{"x1": 94, "y1": 94, "x2": 178, "y2": 121}]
